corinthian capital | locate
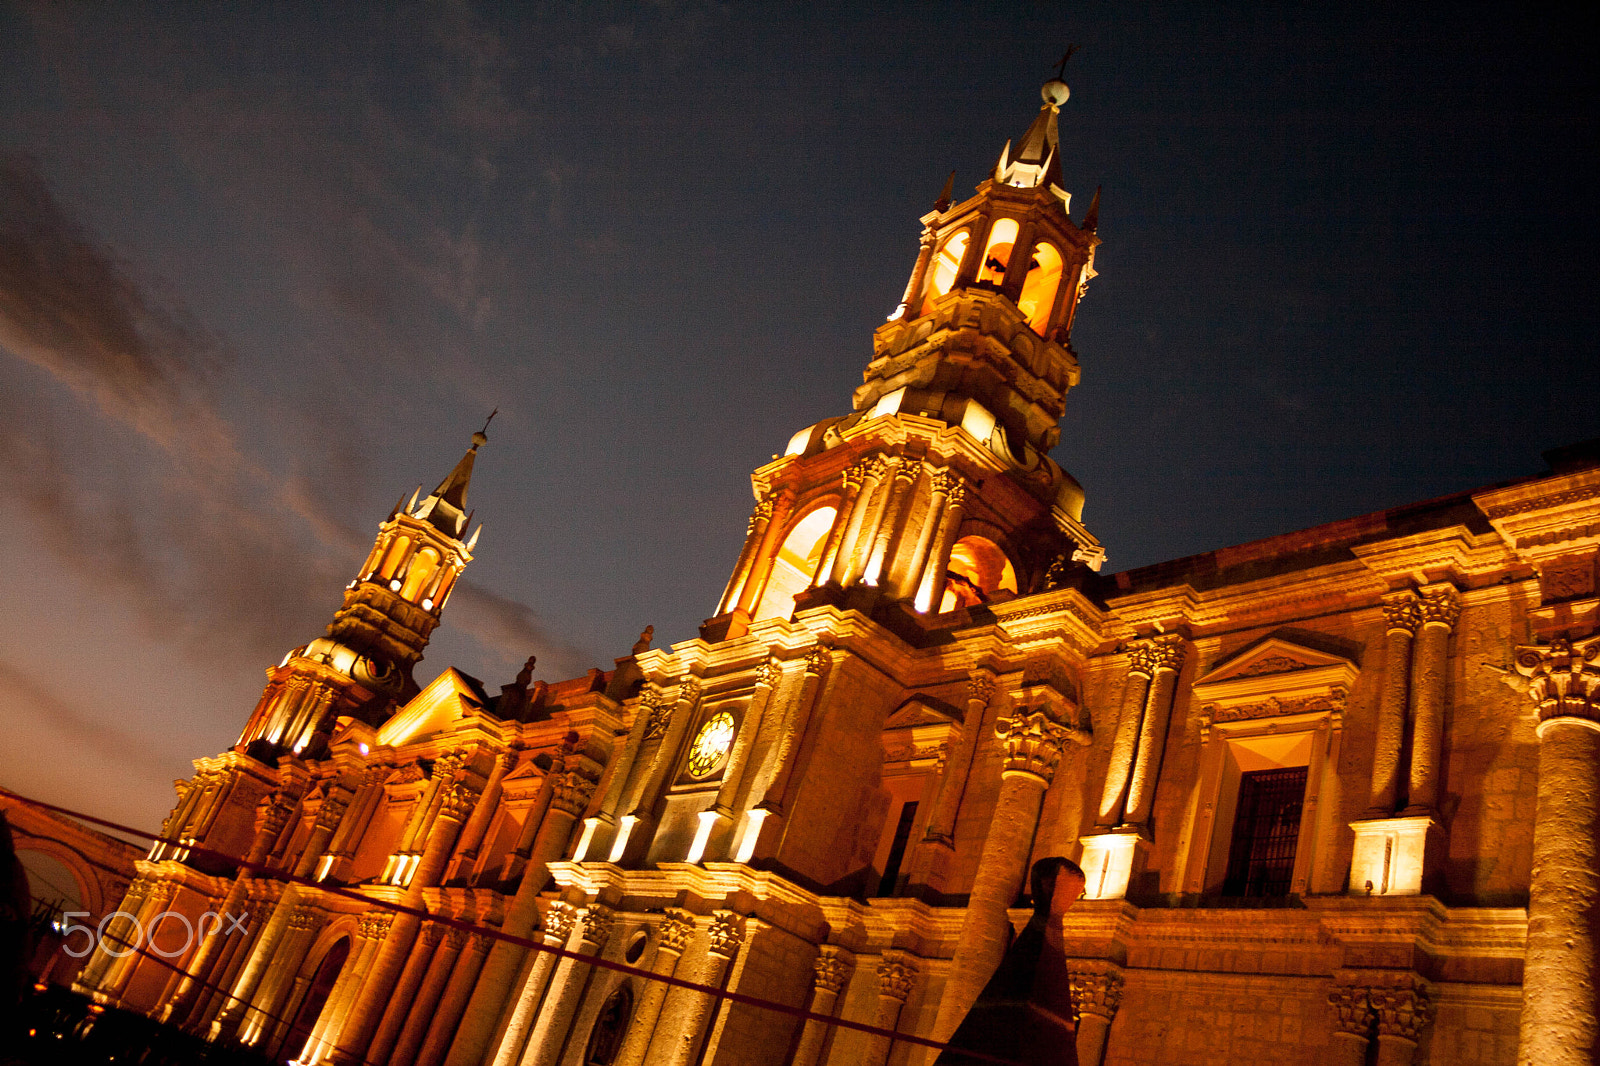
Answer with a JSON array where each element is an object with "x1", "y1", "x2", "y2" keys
[
  {"x1": 706, "y1": 911, "x2": 746, "y2": 958},
  {"x1": 549, "y1": 770, "x2": 597, "y2": 817},
  {"x1": 1327, "y1": 986, "x2": 1373, "y2": 1037},
  {"x1": 1514, "y1": 634, "x2": 1600, "y2": 732},
  {"x1": 1127, "y1": 634, "x2": 1186, "y2": 676},
  {"x1": 1381, "y1": 591, "x2": 1421, "y2": 635},
  {"x1": 966, "y1": 670, "x2": 998, "y2": 706},
  {"x1": 756, "y1": 657, "x2": 784, "y2": 690},
  {"x1": 996, "y1": 711, "x2": 1073, "y2": 785},
  {"x1": 747, "y1": 496, "x2": 776, "y2": 533},
  {"x1": 541, "y1": 901, "x2": 580, "y2": 943},
  {"x1": 875, "y1": 950, "x2": 918, "y2": 1003},
  {"x1": 1371, "y1": 986, "x2": 1430, "y2": 1042},
  {"x1": 812, "y1": 945, "x2": 855, "y2": 994},
  {"x1": 1067, "y1": 964, "x2": 1124, "y2": 1022},
  {"x1": 1415, "y1": 587, "x2": 1461, "y2": 629},
  {"x1": 657, "y1": 908, "x2": 697, "y2": 955},
  {"x1": 578, "y1": 904, "x2": 615, "y2": 950}
]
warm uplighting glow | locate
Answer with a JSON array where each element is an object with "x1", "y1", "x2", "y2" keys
[
  {"x1": 377, "y1": 535, "x2": 411, "y2": 579},
  {"x1": 1017, "y1": 241, "x2": 1063, "y2": 334},
  {"x1": 607, "y1": 814, "x2": 638, "y2": 863},
  {"x1": 400, "y1": 547, "x2": 440, "y2": 601},
  {"x1": 686, "y1": 809, "x2": 720, "y2": 863},
  {"x1": 940, "y1": 536, "x2": 1018, "y2": 611},
  {"x1": 734, "y1": 808, "x2": 770, "y2": 863},
  {"x1": 753, "y1": 506, "x2": 837, "y2": 620},
  {"x1": 976, "y1": 218, "x2": 1019, "y2": 286},
  {"x1": 919, "y1": 230, "x2": 969, "y2": 314}
]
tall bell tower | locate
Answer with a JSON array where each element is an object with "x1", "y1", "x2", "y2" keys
[
  {"x1": 234, "y1": 428, "x2": 488, "y2": 759},
  {"x1": 708, "y1": 76, "x2": 1104, "y2": 640}
]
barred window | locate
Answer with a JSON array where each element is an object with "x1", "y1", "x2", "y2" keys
[{"x1": 1221, "y1": 767, "x2": 1307, "y2": 898}]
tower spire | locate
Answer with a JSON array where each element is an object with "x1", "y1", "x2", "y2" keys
[
  {"x1": 996, "y1": 76, "x2": 1071, "y2": 207},
  {"x1": 411, "y1": 413, "x2": 494, "y2": 538}
]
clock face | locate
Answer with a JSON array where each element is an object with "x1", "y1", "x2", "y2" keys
[{"x1": 686, "y1": 711, "x2": 737, "y2": 778}]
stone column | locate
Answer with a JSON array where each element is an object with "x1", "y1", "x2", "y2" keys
[
  {"x1": 834, "y1": 456, "x2": 898, "y2": 589},
  {"x1": 491, "y1": 903, "x2": 578, "y2": 1066},
  {"x1": 1402, "y1": 586, "x2": 1459, "y2": 815},
  {"x1": 245, "y1": 902, "x2": 322, "y2": 1046},
  {"x1": 1367, "y1": 594, "x2": 1419, "y2": 815},
  {"x1": 332, "y1": 784, "x2": 476, "y2": 1065},
  {"x1": 196, "y1": 893, "x2": 274, "y2": 1032},
  {"x1": 1067, "y1": 965, "x2": 1124, "y2": 1066},
  {"x1": 1371, "y1": 985, "x2": 1430, "y2": 1066},
  {"x1": 388, "y1": 926, "x2": 461, "y2": 1066},
  {"x1": 614, "y1": 908, "x2": 697, "y2": 1066},
  {"x1": 737, "y1": 489, "x2": 798, "y2": 615},
  {"x1": 75, "y1": 876, "x2": 149, "y2": 993},
  {"x1": 912, "y1": 475, "x2": 968, "y2": 613},
  {"x1": 619, "y1": 677, "x2": 701, "y2": 861},
  {"x1": 1515, "y1": 635, "x2": 1600, "y2": 1066},
  {"x1": 300, "y1": 911, "x2": 391, "y2": 1063},
  {"x1": 814, "y1": 463, "x2": 868, "y2": 585},
  {"x1": 664, "y1": 912, "x2": 745, "y2": 1066},
  {"x1": 1095, "y1": 645, "x2": 1157, "y2": 827},
  {"x1": 167, "y1": 791, "x2": 295, "y2": 1025},
  {"x1": 699, "y1": 658, "x2": 783, "y2": 860},
  {"x1": 417, "y1": 932, "x2": 493, "y2": 1066},
  {"x1": 446, "y1": 765, "x2": 592, "y2": 1066},
  {"x1": 932, "y1": 711, "x2": 1071, "y2": 1042},
  {"x1": 102, "y1": 878, "x2": 177, "y2": 1004},
  {"x1": 1326, "y1": 986, "x2": 1373, "y2": 1066},
  {"x1": 520, "y1": 904, "x2": 614, "y2": 1066},
  {"x1": 863, "y1": 458, "x2": 918, "y2": 587},
  {"x1": 892, "y1": 226, "x2": 939, "y2": 320},
  {"x1": 1122, "y1": 635, "x2": 1187, "y2": 828},
  {"x1": 921, "y1": 670, "x2": 997, "y2": 848},
  {"x1": 719, "y1": 496, "x2": 776, "y2": 615},
  {"x1": 450, "y1": 750, "x2": 516, "y2": 881},
  {"x1": 790, "y1": 945, "x2": 854, "y2": 1066},
  {"x1": 893, "y1": 467, "x2": 952, "y2": 601},
  {"x1": 755, "y1": 644, "x2": 833, "y2": 816},
  {"x1": 861, "y1": 951, "x2": 918, "y2": 1066}
]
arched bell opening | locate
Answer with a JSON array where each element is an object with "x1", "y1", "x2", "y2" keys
[
  {"x1": 753, "y1": 505, "x2": 838, "y2": 621},
  {"x1": 940, "y1": 535, "x2": 1018, "y2": 612},
  {"x1": 1018, "y1": 241, "x2": 1064, "y2": 335},
  {"x1": 919, "y1": 230, "x2": 970, "y2": 315},
  {"x1": 975, "y1": 218, "x2": 1020, "y2": 288}
]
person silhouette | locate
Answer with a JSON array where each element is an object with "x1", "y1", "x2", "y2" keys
[{"x1": 935, "y1": 856, "x2": 1086, "y2": 1065}]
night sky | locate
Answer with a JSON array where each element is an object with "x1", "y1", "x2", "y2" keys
[{"x1": 1, "y1": 3, "x2": 1595, "y2": 835}]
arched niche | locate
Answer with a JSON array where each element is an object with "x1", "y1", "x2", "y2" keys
[
  {"x1": 940, "y1": 535, "x2": 1018, "y2": 612},
  {"x1": 753, "y1": 505, "x2": 838, "y2": 621},
  {"x1": 285, "y1": 932, "x2": 352, "y2": 1061},
  {"x1": 976, "y1": 218, "x2": 1020, "y2": 286},
  {"x1": 1018, "y1": 241, "x2": 1064, "y2": 334},
  {"x1": 919, "y1": 230, "x2": 970, "y2": 315}
]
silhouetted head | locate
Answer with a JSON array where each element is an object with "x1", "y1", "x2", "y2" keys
[{"x1": 1029, "y1": 856, "x2": 1086, "y2": 918}]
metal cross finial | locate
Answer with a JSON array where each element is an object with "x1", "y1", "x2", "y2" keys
[
  {"x1": 480, "y1": 408, "x2": 498, "y2": 436},
  {"x1": 1056, "y1": 46, "x2": 1079, "y2": 79}
]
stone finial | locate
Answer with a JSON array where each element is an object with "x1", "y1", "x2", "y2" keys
[
  {"x1": 578, "y1": 904, "x2": 615, "y2": 950},
  {"x1": 706, "y1": 911, "x2": 746, "y2": 958},
  {"x1": 875, "y1": 950, "x2": 919, "y2": 1003},
  {"x1": 1381, "y1": 591, "x2": 1421, "y2": 635},
  {"x1": 1514, "y1": 633, "x2": 1600, "y2": 732},
  {"x1": 632, "y1": 626, "x2": 654, "y2": 655},
  {"x1": 996, "y1": 711, "x2": 1073, "y2": 785},
  {"x1": 1371, "y1": 986, "x2": 1430, "y2": 1043},
  {"x1": 1327, "y1": 986, "x2": 1373, "y2": 1037},
  {"x1": 657, "y1": 908, "x2": 697, "y2": 955},
  {"x1": 1416, "y1": 587, "x2": 1461, "y2": 629},
  {"x1": 1067, "y1": 965, "x2": 1124, "y2": 1022},
  {"x1": 542, "y1": 901, "x2": 580, "y2": 944},
  {"x1": 813, "y1": 945, "x2": 856, "y2": 994}
]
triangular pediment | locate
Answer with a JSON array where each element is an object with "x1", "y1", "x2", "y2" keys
[
  {"x1": 377, "y1": 667, "x2": 487, "y2": 748},
  {"x1": 1193, "y1": 637, "x2": 1359, "y2": 709},
  {"x1": 883, "y1": 696, "x2": 961, "y2": 731}
]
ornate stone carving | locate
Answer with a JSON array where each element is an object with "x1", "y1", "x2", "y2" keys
[
  {"x1": 1415, "y1": 587, "x2": 1460, "y2": 629},
  {"x1": 438, "y1": 784, "x2": 478, "y2": 823},
  {"x1": 756, "y1": 657, "x2": 784, "y2": 689},
  {"x1": 1327, "y1": 986, "x2": 1373, "y2": 1037},
  {"x1": 813, "y1": 945, "x2": 855, "y2": 994},
  {"x1": 542, "y1": 901, "x2": 580, "y2": 943},
  {"x1": 389, "y1": 763, "x2": 427, "y2": 785},
  {"x1": 578, "y1": 904, "x2": 615, "y2": 950},
  {"x1": 256, "y1": 792, "x2": 295, "y2": 837},
  {"x1": 966, "y1": 671, "x2": 997, "y2": 706},
  {"x1": 805, "y1": 643, "x2": 833, "y2": 675},
  {"x1": 841, "y1": 461, "x2": 871, "y2": 494},
  {"x1": 746, "y1": 496, "x2": 775, "y2": 533},
  {"x1": 1514, "y1": 634, "x2": 1600, "y2": 731},
  {"x1": 549, "y1": 771, "x2": 597, "y2": 817},
  {"x1": 876, "y1": 951, "x2": 918, "y2": 1002},
  {"x1": 705, "y1": 911, "x2": 746, "y2": 958},
  {"x1": 640, "y1": 686, "x2": 673, "y2": 740},
  {"x1": 1236, "y1": 654, "x2": 1314, "y2": 677},
  {"x1": 677, "y1": 677, "x2": 703, "y2": 708},
  {"x1": 1067, "y1": 966, "x2": 1124, "y2": 1022},
  {"x1": 996, "y1": 711, "x2": 1073, "y2": 784},
  {"x1": 657, "y1": 908, "x2": 696, "y2": 955},
  {"x1": 313, "y1": 794, "x2": 350, "y2": 830},
  {"x1": 1203, "y1": 688, "x2": 1349, "y2": 723},
  {"x1": 289, "y1": 907, "x2": 320, "y2": 933},
  {"x1": 359, "y1": 911, "x2": 394, "y2": 940},
  {"x1": 1371, "y1": 987, "x2": 1430, "y2": 1042},
  {"x1": 1382, "y1": 592, "x2": 1421, "y2": 635},
  {"x1": 443, "y1": 927, "x2": 470, "y2": 950},
  {"x1": 417, "y1": 922, "x2": 446, "y2": 947},
  {"x1": 861, "y1": 455, "x2": 898, "y2": 483}
]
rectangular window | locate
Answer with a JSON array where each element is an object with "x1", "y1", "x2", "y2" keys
[
  {"x1": 877, "y1": 801, "x2": 919, "y2": 897},
  {"x1": 1222, "y1": 767, "x2": 1307, "y2": 898}
]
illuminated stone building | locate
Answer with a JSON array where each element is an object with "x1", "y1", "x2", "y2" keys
[{"x1": 73, "y1": 76, "x2": 1600, "y2": 1066}]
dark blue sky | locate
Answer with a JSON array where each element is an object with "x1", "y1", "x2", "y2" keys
[{"x1": 1, "y1": 2, "x2": 1595, "y2": 830}]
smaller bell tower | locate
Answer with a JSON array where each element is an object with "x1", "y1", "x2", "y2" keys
[
  {"x1": 708, "y1": 77, "x2": 1104, "y2": 640},
  {"x1": 235, "y1": 426, "x2": 489, "y2": 758}
]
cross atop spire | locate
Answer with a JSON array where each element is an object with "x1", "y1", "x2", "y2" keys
[{"x1": 995, "y1": 77, "x2": 1072, "y2": 209}]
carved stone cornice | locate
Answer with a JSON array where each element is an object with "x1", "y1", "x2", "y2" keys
[
  {"x1": 706, "y1": 911, "x2": 746, "y2": 958},
  {"x1": 995, "y1": 711, "x2": 1072, "y2": 785},
  {"x1": 1514, "y1": 634, "x2": 1600, "y2": 735},
  {"x1": 813, "y1": 945, "x2": 855, "y2": 994},
  {"x1": 875, "y1": 950, "x2": 918, "y2": 1003},
  {"x1": 657, "y1": 908, "x2": 696, "y2": 956}
]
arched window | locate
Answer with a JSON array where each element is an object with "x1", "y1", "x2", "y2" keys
[
  {"x1": 919, "y1": 231, "x2": 969, "y2": 315},
  {"x1": 753, "y1": 506, "x2": 838, "y2": 621},
  {"x1": 941, "y1": 536, "x2": 1018, "y2": 612},
  {"x1": 585, "y1": 985, "x2": 633, "y2": 1065},
  {"x1": 377, "y1": 535, "x2": 412, "y2": 580},
  {"x1": 976, "y1": 218, "x2": 1019, "y2": 287},
  {"x1": 400, "y1": 547, "x2": 441, "y2": 602},
  {"x1": 1018, "y1": 241, "x2": 1063, "y2": 334}
]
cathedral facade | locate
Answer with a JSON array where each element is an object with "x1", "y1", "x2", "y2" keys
[{"x1": 69, "y1": 77, "x2": 1600, "y2": 1066}]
